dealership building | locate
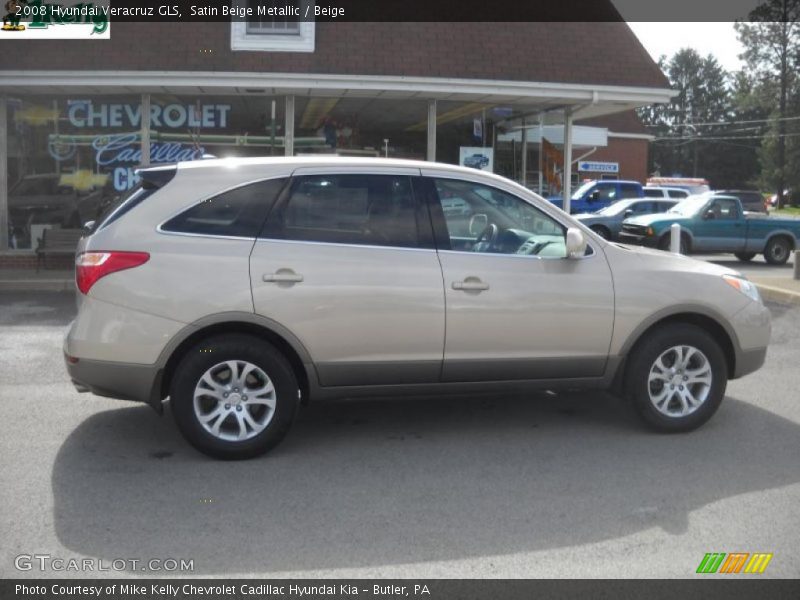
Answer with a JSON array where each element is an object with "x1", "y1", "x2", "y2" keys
[{"x1": 0, "y1": 17, "x2": 671, "y2": 265}]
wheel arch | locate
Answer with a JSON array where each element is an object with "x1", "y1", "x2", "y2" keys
[
  {"x1": 616, "y1": 309, "x2": 739, "y2": 387},
  {"x1": 764, "y1": 231, "x2": 797, "y2": 250},
  {"x1": 155, "y1": 313, "x2": 315, "y2": 405}
]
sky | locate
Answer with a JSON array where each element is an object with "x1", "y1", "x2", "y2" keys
[{"x1": 627, "y1": 22, "x2": 745, "y2": 72}]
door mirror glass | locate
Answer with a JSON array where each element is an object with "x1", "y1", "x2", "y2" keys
[
  {"x1": 623, "y1": 209, "x2": 634, "y2": 218},
  {"x1": 566, "y1": 227, "x2": 587, "y2": 258}
]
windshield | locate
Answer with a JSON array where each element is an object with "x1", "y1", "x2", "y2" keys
[
  {"x1": 667, "y1": 195, "x2": 711, "y2": 217},
  {"x1": 594, "y1": 199, "x2": 635, "y2": 216},
  {"x1": 571, "y1": 181, "x2": 596, "y2": 200}
]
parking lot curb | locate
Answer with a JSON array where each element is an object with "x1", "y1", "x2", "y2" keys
[{"x1": 755, "y1": 283, "x2": 800, "y2": 306}]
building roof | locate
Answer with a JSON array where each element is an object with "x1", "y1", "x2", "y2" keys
[{"x1": 3, "y1": 22, "x2": 668, "y2": 89}]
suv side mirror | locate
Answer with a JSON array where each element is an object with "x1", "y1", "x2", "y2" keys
[{"x1": 566, "y1": 227, "x2": 588, "y2": 258}]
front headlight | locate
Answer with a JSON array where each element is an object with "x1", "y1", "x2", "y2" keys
[{"x1": 723, "y1": 274, "x2": 761, "y2": 303}]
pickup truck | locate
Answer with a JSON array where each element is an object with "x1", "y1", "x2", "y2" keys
[
  {"x1": 618, "y1": 193, "x2": 800, "y2": 265},
  {"x1": 548, "y1": 180, "x2": 644, "y2": 214}
]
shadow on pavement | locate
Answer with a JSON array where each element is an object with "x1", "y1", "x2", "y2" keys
[{"x1": 51, "y1": 392, "x2": 800, "y2": 574}]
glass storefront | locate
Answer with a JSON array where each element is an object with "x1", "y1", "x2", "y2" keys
[{"x1": 3, "y1": 93, "x2": 557, "y2": 252}]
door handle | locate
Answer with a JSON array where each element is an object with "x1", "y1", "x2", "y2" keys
[
  {"x1": 263, "y1": 269, "x2": 304, "y2": 283},
  {"x1": 452, "y1": 278, "x2": 489, "y2": 291}
]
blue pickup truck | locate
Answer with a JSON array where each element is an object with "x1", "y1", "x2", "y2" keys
[
  {"x1": 549, "y1": 180, "x2": 644, "y2": 214},
  {"x1": 618, "y1": 193, "x2": 800, "y2": 265}
]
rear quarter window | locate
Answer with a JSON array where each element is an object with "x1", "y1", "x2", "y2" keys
[{"x1": 161, "y1": 178, "x2": 287, "y2": 238}]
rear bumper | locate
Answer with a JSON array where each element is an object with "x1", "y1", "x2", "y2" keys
[
  {"x1": 618, "y1": 232, "x2": 659, "y2": 248},
  {"x1": 65, "y1": 353, "x2": 163, "y2": 412}
]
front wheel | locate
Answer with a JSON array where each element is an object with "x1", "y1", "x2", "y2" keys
[
  {"x1": 170, "y1": 335, "x2": 300, "y2": 459},
  {"x1": 590, "y1": 225, "x2": 612, "y2": 240},
  {"x1": 764, "y1": 236, "x2": 792, "y2": 265},
  {"x1": 658, "y1": 234, "x2": 689, "y2": 255},
  {"x1": 624, "y1": 324, "x2": 727, "y2": 432},
  {"x1": 734, "y1": 252, "x2": 756, "y2": 262}
]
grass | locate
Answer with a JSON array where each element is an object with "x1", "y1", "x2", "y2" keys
[{"x1": 771, "y1": 206, "x2": 800, "y2": 216}]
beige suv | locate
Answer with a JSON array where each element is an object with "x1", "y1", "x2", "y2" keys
[{"x1": 64, "y1": 158, "x2": 771, "y2": 459}]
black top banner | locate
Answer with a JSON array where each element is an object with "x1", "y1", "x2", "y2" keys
[{"x1": 7, "y1": 0, "x2": 785, "y2": 23}]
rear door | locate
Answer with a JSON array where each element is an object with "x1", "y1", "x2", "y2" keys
[
  {"x1": 421, "y1": 172, "x2": 615, "y2": 382},
  {"x1": 249, "y1": 167, "x2": 445, "y2": 387}
]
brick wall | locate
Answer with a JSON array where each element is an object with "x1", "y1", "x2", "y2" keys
[{"x1": 578, "y1": 137, "x2": 649, "y2": 183}]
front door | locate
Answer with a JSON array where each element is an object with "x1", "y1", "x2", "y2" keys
[
  {"x1": 422, "y1": 173, "x2": 615, "y2": 382},
  {"x1": 693, "y1": 196, "x2": 745, "y2": 252},
  {"x1": 250, "y1": 169, "x2": 445, "y2": 386}
]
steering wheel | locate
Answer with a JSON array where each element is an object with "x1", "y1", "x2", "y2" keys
[{"x1": 473, "y1": 223, "x2": 499, "y2": 253}]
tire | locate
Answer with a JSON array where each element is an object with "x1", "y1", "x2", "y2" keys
[
  {"x1": 764, "y1": 236, "x2": 792, "y2": 265},
  {"x1": 624, "y1": 324, "x2": 727, "y2": 433},
  {"x1": 734, "y1": 252, "x2": 756, "y2": 262},
  {"x1": 170, "y1": 334, "x2": 300, "y2": 459},
  {"x1": 591, "y1": 225, "x2": 612, "y2": 240}
]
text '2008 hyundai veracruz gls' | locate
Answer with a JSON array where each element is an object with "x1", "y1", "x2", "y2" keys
[{"x1": 64, "y1": 157, "x2": 771, "y2": 459}]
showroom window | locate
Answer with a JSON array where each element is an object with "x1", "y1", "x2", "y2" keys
[
  {"x1": 264, "y1": 174, "x2": 421, "y2": 248},
  {"x1": 231, "y1": 0, "x2": 315, "y2": 52}
]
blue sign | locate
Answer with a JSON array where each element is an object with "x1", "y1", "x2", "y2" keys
[{"x1": 578, "y1": 161, "x2": 619, "y2": 174}]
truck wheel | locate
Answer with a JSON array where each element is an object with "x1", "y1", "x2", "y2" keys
[
  {"x1": 624, "y1": 324, "x2": 727, "y2": 432},
  {"x1": 734, "y1": 252, "x2": 756, "y2": 262},
  {"x1": 590, "y1": 225, "x2": 612, "y2": 240},
  {"x1": 764, "y1": 236, "x2": 792, "y2": 265},
  {"x1": 170, "y1": 334, "x2": 300, "y2": 460}
]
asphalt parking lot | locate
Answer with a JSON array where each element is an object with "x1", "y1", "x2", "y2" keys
[{"x1": 1, "y1": 290, "x2": 799, "y2": 579}]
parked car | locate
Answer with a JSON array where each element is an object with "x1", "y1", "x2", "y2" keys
[
  {"x1": 619, "y1": 193, "x2": 800, "y2": 264},
  {"x1": 574, "y1": 198, "x2": 678, "y2": 240},
  {"x1": 463, "y1": 154, "x2": 490, "y2": 169},
  {"x1": 549, "y1": 179, "x2": 644, "y2": 214},
  {"x1": 643, "y1": 186, "x2": 690, "y2": 200},
  {"x1": 646, "y1": 177, "x2": 710, "y2": 195},
  {"x1": 65, "y1": 158, "x2": 770, "y2": 459},
  {"x1": 716, "y1": 190, "x2": 767, "y2": 214}
]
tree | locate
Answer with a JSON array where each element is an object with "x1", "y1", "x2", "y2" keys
[{"x1": 735, "y1": 0, "x2": 800, "y2": 208}]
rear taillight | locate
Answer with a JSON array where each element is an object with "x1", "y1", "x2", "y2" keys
[{"x1": 75, "y1": 251, "x2": 150, "y2": 294}]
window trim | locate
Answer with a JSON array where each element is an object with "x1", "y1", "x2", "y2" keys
[{"x1": 230, "y1": 19, "x2": 315, "y2": 53}]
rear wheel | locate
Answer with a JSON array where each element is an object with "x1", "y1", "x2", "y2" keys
[
  {"x1": 764, "y1": 236, "x2": 792, "y2": 265},
  {"x1": 590, "y1": 225, "x2": 612, "y2": 240},
  {"x1": 734, "y1": 252, "x2": 756, "y2": 262},
  {"x1": 170, "y1": 334, "x2": 299, "y2": 459},
  {"x1": 624, "y1": 324, "x2": 727, "y2": 432}
]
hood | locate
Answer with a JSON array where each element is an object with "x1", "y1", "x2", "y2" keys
[
  {"x1": 611, "y1": 242, "x2": 741, "y2": 278},
  {"x1": 624, "y1": 213, "x2": 691, "y2": 227}
]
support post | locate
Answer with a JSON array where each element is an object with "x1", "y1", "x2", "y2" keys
[
  {"x1": 0, "y1": 97, "x2": 7, "y2": 250},
  {"x1": 538, "y1": 112, "x2": 544, "y2": 195},
  {"x1": 284, "y1": 95, "x2": 295, "y2": 157},
  {"x1": 562, "y1": 109, "x2": 573, "y2": 214},
  {"x1": 793, "y1": 250, "x2": 799, "y2": 280},
  {"x1": 426, "y1": 99, "x2": 437, "y2": 162},
  {"x1": 521, "y1": 118, "x2": 527, "y2": 187},
  {"x1": 670, "y1": 223, "x2": 682, "y2": 254},
  {"x1": 140, "y1": 94, "x2": 151, "y2": 167},
  {"x1": 139, "y1": 94, "x2": 151, "y2": 167}
]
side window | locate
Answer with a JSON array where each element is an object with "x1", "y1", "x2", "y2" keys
[
  {"x1": 595, "y1": 183, "x2": 617, "y2": 202},
  {"x1": 656, "y1": 202, "x2": 674, "y2": 213},
  {"x1": 266, "y1": 174, "x2": 420, "y2": 248},
  {"x1": 161, "y1": 178, "x2": 286, "y2": 237},
  {"x1": 619, "y1": 183, "x2": 641, "y2": 199},
  {"x1": 668, "y1": 189, "x2": 688, "y2": 199},
  {"x1": 432, "y1": 178, "x2": 567, "y2": 258},
  {"x1": 631, "y1": 201, "x2": 654, "y2": 214},
  {"x1": 643, "y1": 188, "x2": 662, "y2": 198},
  {"x1": 709, "y1": 198, "x2": 739, "y2": 220}
]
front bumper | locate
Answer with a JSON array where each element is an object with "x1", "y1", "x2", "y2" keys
[{"x1": 618, "y1": 232, "x2": 659, "y2": 248}]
